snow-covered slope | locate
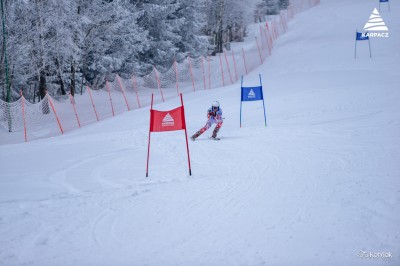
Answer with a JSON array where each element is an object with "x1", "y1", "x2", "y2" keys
[{"x1": 1, "y1": 0, "x2": 399, "y2": 265}]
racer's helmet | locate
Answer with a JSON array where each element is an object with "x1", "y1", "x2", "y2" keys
[{"x1": 211, "y1": 101, "x2": 220, "y2": 110}]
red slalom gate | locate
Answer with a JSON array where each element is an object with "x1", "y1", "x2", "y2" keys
[{"x1": 146, "y1": 93, "x2": 192, "y2": 177}]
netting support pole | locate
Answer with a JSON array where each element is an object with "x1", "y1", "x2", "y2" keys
[
  {"x1": 174, "y1": 59, "x2": 180, "y2": 96},
  {"x1": 263, "y1": 27, "x2": 272, "y2": 56},
  {"x1": 106, "y1": 81, "x2": 115, "y2": 116},
  {"x1": 280, "y1": 13, "x2": 287, "y2": 33},
  {"x1": 255, "y1": 36, "x2": 263, "y2": 64},
  {"x1": 218, "y1": 53, "x2": 225, "y2": 87},
  {"x1": 242, "y1": 48, "x2": 248, "y2": 75},
  {"x1": 20, "y1": 92, "x2": 27, "y2": 142},
  {"x1": 153, "y1": 66, "x2": 164, "y2": 102},
  {"x1": 232, "y1": 50, "x2": 238, "y2": 82},
  {"x1": 69, "y1": 93, "x2": 81, "y2": 128},
  {"x1": 131, "y1": 75, "x2": 141, "y2": 108},
  {"x1": 201, "y1": 56, "x2": 206, "y2": 90},
  {"x1": 260, "y1": 26, "x2": 265, "y2": 50},
  {"x1": 87, "y1": 85, "x2": 99, "y2": 121},
  {"x1": 223, "y1": 50, "x2": 233, "y2": 84},
  {"x1": 188, "y1": 55, "x2": 196, "y2": 92},
  {"x1": 283, "y1": 12, "x2": 288, "y2": 32},
  {"x1": 47, "y1": 93, "x2": 64, "y2": 134},
  {"x1": 274, "y1": 22, "x2": 278, "y2": 39},
  {"x1": 208, "y1": 56, "x2": 211, "y2": 89},
  {"x1": 116, "y1": 75, "x2": 131, "y2": 111},
  {"x1": 266, "y1": 22, "x2": 274, "y2": 51},
  {"x1": 271, "y1": 22, "x2": 277, "y2": 40}
]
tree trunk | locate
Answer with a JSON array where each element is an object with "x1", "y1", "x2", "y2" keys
[
  {"x1": 217, "y1": 0, "x2": 224, "y2": 53},
  {"x1": 39, "y1": 69, "x2": 49, "y2": 114},
  {"x1": 39, "y1": 69, "x2": 46, "y2": 100},
  {"x1": 59, "y1": 76, "x2": 66, "y2": 95},
  {"x1": 1, "y1": 43, "x2": 4, "y2": 101},
  {"x1": 71, "y1": 64, "x2": 75, "y2": 97}
]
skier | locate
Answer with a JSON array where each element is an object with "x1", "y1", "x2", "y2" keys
[{"x1": 191, "y1": 101, "x2": 223, "y2": 141}]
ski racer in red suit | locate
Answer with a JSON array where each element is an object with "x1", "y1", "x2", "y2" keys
[{"x1": 191, "y1": 101, "x2": 223, "y2": 140}]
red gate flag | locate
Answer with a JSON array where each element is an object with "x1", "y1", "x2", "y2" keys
[
  {"x1": 150, "y1": 106, "x2": 186, "y2": 132},
  {"x1": 146, "y1": 93, "x2": 192, "y2": 177}
]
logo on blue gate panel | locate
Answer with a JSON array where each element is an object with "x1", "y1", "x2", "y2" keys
[{"x1": 248, "y1": 89, "x2": 256, "y2": 98}]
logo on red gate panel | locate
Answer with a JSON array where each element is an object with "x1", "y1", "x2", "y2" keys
[{"x1": 162, "y1": 113, "x2": 175, "y2": 127}]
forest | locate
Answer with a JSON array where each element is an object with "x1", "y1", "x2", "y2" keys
[{"x1": 0, "y1": 0, "x2": 288, "y2": 102}]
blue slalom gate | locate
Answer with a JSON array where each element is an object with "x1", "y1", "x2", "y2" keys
[{"x1": 240, "y1": 74, "x2": 267, "y2": 127}]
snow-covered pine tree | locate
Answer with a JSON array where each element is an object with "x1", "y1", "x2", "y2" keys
[
  {"x1": 45, "y1": 0, "x2": 83, "y2": 96},
  {"x1": 279, "y1": 0, "x2": 289, "y2": 10},
  {"x1": 173, "y1": 0, "x2": 211, "y2": 61},
  {"x1": 224, "y1": 0, "x2": 249, "y2": 43},
  {"x1": 205, "y1": 0, "x2": 253, "y2": 53},
  {"x1": 4, "y1": 0, "x2": 83, "y2": 98},
  {"x1": 254, "y1": 0, "x2": 279, "y2": 22},
  {"x1": 2, "y1": 0, "x2": 32, "y2": 100},
  {"x1": 2, "y1": 0, "x2": 245, "y2": 95},
  {"x1": 265, "y1": 0, "x2": 279, "y2": 15},
  {"x1": 136, "y1": 0, "x2": 181, "y2": 72},
  {"x1": 80, "y1": 0, "x2": 147, "y2": 87}
]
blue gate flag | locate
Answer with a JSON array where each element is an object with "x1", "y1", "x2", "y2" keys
[
  {"x1": 240, "y1": 74, "x2": 267, "y2": 127},
  {"x1": 379, "y1": 0, "x2": 390, "y2": 12},
  {"x1": 356, "y1": 32, "x2": 369, "y2": 41},
  {"x1": 355, "y1": 30, "x2": 372, "y2": 58},
  {"x1": 241, "y1": 86, "x2": 263, "y2": 101}
]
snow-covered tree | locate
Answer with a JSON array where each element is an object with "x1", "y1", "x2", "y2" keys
[
  {"x1": 81, "y1": 0, "x2": 148, "y2": 86},
  {"x1": 254, "y1": 0, "x2": 289, "y2": 23},
  {"x1": 2, "y1": 0, "x2": 250, "y2": 96},
  {"x1": 205, "y1": 0, "x2": 253, "y2": 54},
  {"x1": 173, "y1": 0, "x2": 211, "y2": 60},
  {"x1": 135, "y1": 0, "x2": 182, "y2": 72},
  {"x1": 279, "y1": 0, "x2": 289, "y2": 10}
]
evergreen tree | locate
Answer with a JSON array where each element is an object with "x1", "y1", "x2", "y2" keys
[
  {"x1": 279, "y1": 0, "x2": 289, "y2": 10},
  {"x1": 173, "y1": 0, "x2": 211, "y2": 60},
  {"x1": 136, "y1": 0, "x2": 181, "y2": 72},
  {"x1": 2, "y1": 0, "x2": 260, "y2": 96},
  {"x1": 81, "y1": 0, "x2": 147, "y2": 86}
]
